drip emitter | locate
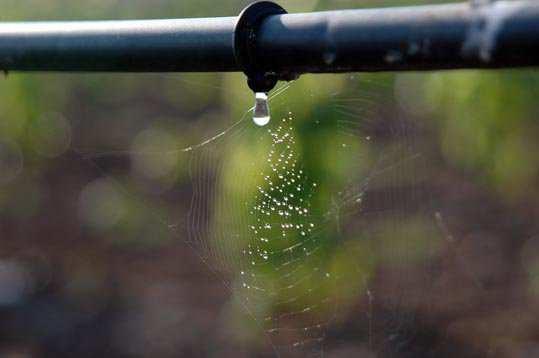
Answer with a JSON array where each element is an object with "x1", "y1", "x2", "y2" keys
[
  {"x1": 234, "y1": 1, "x2": 289, "y2": 94},
  {"x1": 235, "y1": 1, "x2": 295, "y2": 126}
]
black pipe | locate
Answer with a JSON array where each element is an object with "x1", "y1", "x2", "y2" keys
[
  {"x1": 0, "y1": 17, "x2": 238, "y2": 72},
  {"x1": 257, "y1": 1, "x2": 539, "y2": 74},
  {"x1": 0, "y1": 0, "x2": 537, "y2": 76}
]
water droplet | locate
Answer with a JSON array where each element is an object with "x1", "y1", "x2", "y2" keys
[{"x1": 253, "y1": 92, "x2": 270, "y2": 126}]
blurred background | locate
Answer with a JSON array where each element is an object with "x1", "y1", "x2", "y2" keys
[{"x1": 1, "y1": 0, "x2": 539, "y2": 357}]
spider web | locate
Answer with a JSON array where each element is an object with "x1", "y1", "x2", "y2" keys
[{"x1": 78, "y1": 74, "x2": 438, "y2": 357}]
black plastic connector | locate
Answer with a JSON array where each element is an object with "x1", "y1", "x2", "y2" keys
[{"x1": 234, "y1": 1, "x2": 288, "y2": 93}]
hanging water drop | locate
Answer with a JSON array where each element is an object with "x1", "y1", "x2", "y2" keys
[{"x1": 253, "y1": 92, "x2": 270, "y2": 126}]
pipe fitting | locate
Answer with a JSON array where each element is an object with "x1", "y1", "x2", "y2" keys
[{"x1": 234, "y1": 1, "x2": 289, "y2": 93}]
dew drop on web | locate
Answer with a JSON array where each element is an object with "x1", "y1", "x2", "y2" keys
[{"x1": 253, "y1": 92, "x2": 270, "y2": 126}]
